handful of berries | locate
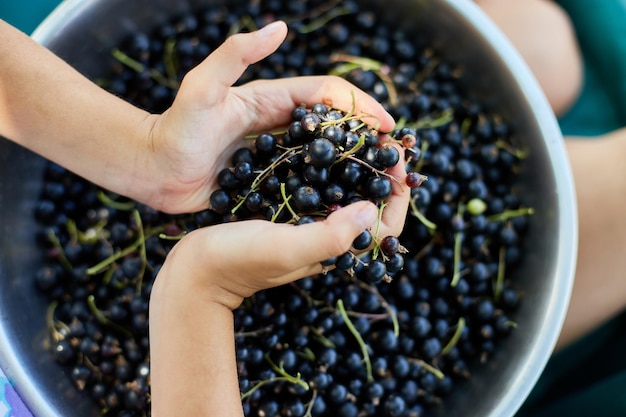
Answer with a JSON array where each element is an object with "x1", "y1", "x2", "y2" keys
[{"x1": 209, "y1": 102, "x2": 426, "y2": 283}]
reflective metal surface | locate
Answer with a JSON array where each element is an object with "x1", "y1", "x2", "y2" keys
[{"x1": 0, "y1": 0, "x2": 577, "y2": 416}]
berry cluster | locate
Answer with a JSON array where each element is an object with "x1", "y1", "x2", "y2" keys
[
  {"x1": 31, "y1": 1, "x2": 533, "y2": 416},
  {"x1": 209, "y1": 103, "x2": 423, "y2": 283}
]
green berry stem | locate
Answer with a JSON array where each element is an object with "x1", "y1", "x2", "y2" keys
[
  {"x1": 240, "y1": 354, "x2": 310, "y2": 401},
  {"x1": 441, "y1": 317, "x2": 466, "y2": 356},
  {"x1": 493, "y1": 246, "x2": 507, "y2": 302},
  {"x1": 46, "y1": 301, "x2": 68, "y2": 343},
  {"x1": 450, "y1": 204, "x2": 466, "y2": 287},
  {"x1": 343, "y1": 154, "x2": 402, "y2": 183},
  {"x1": 409, "y1": 197, "x2": 437, "y2": 231},
  {"x1": 86, "y1": 224, "x2": 165, "y2": 276},
  {"x1": 407, "y1": 358, "x2": 445, "y2": 380},
  {"x1": 234, "y1": 325, "x2": 274, "y2": 338},
  {"x1": 163, "y1": 38, "x2": 179, "y2": 84},
  {"x1": 231, "y1": 147, "x2": 300, "y2": 214},
  {"x1": 132, "y1": 209, "x2": 148, "y2": 295},
  {"x1": 227, "y1": 14, "x2": 258, "y2": 37},
  {"x1": 495, "y1": 139, "x2": 529, "y2": 159},
  {"x1": 46, "y1": 228, "x2": 73, "y2": 271},
  {"x1": 280, "y1": 182, "x2": 300, "y2": 221},
  {"x1": 97, "y1": 190, "x2": 136, "y2": 211},
  {"x1": 336, "y1": 298, "x2": 374, "y2": 383},
  {"x1": 309, "y1": 327, "x2": 336, "y2": 349},
  {"x1": 303, "y1": 389, "x2": 319, "y2": 417},
  {"x1": 333, "y1": 131, "x2": 367, "y2": 164},
  {"x1": 158, "y1": 231, "x2": 187, "y2": 241},
  {"x1": 266, "y1": 354, "x2": 310, "y2": 391},
  {"x1": 296, "y1": 5, "x2": 354, "y2": 34},
  {"x1": 487, "y1": 207, "x2": 535, "y2": 223},
  {"x1": 351, "y1": 277, "x2": 400, "y2": 337},
  {"x1": 406, "y1": 108, "x2": 454, "y2": 131},
  {"x1": 111, "y1": 48, "x2": 179, "y2": 89},
  {"x1": 329, "y1": 54, "x2": 398, "y2": 107},
  {"x1": 87, "y1": 295, "x2": 133, "y2": 338}
]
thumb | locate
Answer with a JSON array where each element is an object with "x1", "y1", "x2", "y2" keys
[
  {"x1": 289, "y1": 201, "x2": 380, "y2": 266},
  {"x1": 176, "y1": 21, "x2": 288, "y2": 106}
]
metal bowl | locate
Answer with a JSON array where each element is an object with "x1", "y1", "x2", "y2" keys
[{"x1": 0, "y1": 0, "x2": 577, "y2": 416}]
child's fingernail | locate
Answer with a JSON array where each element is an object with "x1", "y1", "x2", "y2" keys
[
  {"x1": 356, "y1": 204, "x2": 378, "y2": 230},
  {"x1": 258, "y1": 21, "x2": 285, "y2": 37}
]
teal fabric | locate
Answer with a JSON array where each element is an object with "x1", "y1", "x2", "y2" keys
[
  {"x1": 517, "y1": 1, "x2": 626, "y2": 416},
  {"x1": 0, "y1": 0, "x2": 61, "y2": 34}
]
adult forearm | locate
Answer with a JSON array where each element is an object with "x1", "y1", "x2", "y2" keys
[
  {"x1": 0, "y1": 20, "x2": 158, "y2": 201},
  {"x1": 556, "y1": 130, "x2": 626, "y2": 349}
]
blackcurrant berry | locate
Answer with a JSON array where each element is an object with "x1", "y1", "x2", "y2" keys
[{"x1": 292, "y1": 185, "x2": 321, "y2": 213}]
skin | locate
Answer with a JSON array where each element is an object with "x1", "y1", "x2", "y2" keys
[
  {"x1": 475, "y1": 0, "x2": 583, "y2": 117},
  {"x1": 0, "y1": 17, "x2": 409, "y2": 415},
  {"x1": 476, "y1": 0, "x2": 626, "y2": 350},
  {"x1": 0, "y1": 19, "x2": 395, "y2": 214},
  {"x1": 556, "y1": 132, "x2": 626, "y2": 349}
]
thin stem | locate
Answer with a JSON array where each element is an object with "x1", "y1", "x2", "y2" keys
[
  {"x1": 451, "y1": 203, "x2": 466, "y2": 287},
  {"x1": 132, "y1": 210, "x2": 147, "y2": 295},
  {"x1": 495, "y1": 139, "x2": 529, "y2": 159},
  {"x1": 297, "y1": 5, "x2": 354, "y2": 34},
  {"x1": 97, "y1": 190, "x2": 136, "y2": 211},
  {"x1": 409, "y1": 198, "x2": 437, "y2": 231},
  {"x1": 441, "y1": 317, "x2": 466, "y2": 355},
  {"x1": 352, "y1": 277, "x2": 400, "y2": 336},
  {"x1": 87, "y1": 295, "x2": 133, "y2": 338},
  {"x1": 337, "y1": 299, "x2": 373, "y2": 383},
  {"x1": 46, "y1": 301, "x2": 68, "y2": 343},
  {"x1": 111, "y1": 48, "x2": 179, "y2": 89},
  {"x1": 240, "y1": 353, "x2": 310, "y2": 400},
  {"x1": 407, "y1": 358, "x2": 445, "y2": 380},
  {"x1": 493, "y1": 246, "x2": 506, "y2": 302},
  {"x1": 487, "y1": 207, "x2": 534, "y2": 222},
  {"x1": 86, "y1": 226, "x2": 164, "y2": 275},
  {"x1": 280, "y1": 182, "x2": 300, "y2": 221},
  {"x1": 163, "y1": 38, "x2": 178, "y2": 84},
  {"x1": 46, "y1": 228, "x2": 73, "y2": 271}
]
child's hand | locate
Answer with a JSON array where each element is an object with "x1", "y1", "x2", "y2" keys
[
  {"x1": 153, "y1": 199, "x2": 398, "y2": 310},
  {"x1": 143, "y1": 21, "x2": 396, "y2": 214}
]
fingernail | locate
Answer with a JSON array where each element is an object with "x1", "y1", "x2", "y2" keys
[
  {"x1": 258, "y1": 21, "x2": 285, "y2": 37},
  {"x1": 355, "y1": 203, "x2": 378, "y2": 230}
]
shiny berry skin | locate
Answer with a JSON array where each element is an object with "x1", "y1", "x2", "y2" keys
[
  {"x1": 292, "y1": 185, "x2": 321, "y2": 213},
  {"x1": 352, "y1": 230, "x2": 373, "y2": 250},
  {"x1": 209, "y1": 189, "x2": 232, "y2": 214},
  {"x1": 301, "y1": 112, "x2": 321, "y2": 134},
  {"x1": 405, "y1": 171, "x2": 426, "y2": 188},
  {"x1": 306, "y1": 138, "x2": 337, "y2": 168},
  {"x1": 366, "y1": 176, "x2": 393, "y2": 200},
  {"x1": 377, "y1": 143, "x2": 400, "y2": 168},
  {"x1": 364, "y1": 259, "x2": 387, "y2": 283},
  {"x1": 254, "y1": 132, "x2": 277, "y2": 156}
]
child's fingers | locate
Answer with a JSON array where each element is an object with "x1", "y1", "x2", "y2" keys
[
  {"x1": 378, "y1": 142, "x2": 411, "y2": 238},
  {"x1": 175, "y1": 21, "x2": 288, "y2": 107},
  {"x1": 234, "y1": 75, "x2": 396, "y2": 133}
]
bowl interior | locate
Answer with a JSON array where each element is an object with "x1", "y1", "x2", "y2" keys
[{"x1": 0, "y1": 0, "x2": 576, "y2": 416}]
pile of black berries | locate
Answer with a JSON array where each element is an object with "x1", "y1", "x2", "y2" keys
[
  {"x1": 210, "y1": 102, "x2": 423, "y2": 284},
  {"x1": 31, "y1": 1, "x2": 534, "y2": 416}
]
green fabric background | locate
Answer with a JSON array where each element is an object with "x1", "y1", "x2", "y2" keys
[{"x1": 3, "y1": 0, "x2": 626, "y2": 416}]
